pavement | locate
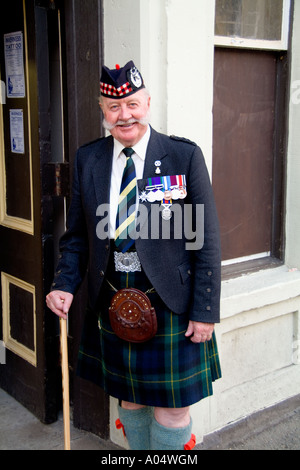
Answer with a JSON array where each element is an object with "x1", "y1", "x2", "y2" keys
[{"x1": 0, "y1": 387, "x2": 299, "y2": 451}]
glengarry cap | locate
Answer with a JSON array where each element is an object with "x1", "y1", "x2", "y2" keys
[{"x1": 100, "y1": 60, "x2": 145, "y2": 99}]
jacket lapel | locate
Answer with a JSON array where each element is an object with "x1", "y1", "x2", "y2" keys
[
  {"x1": 142, "y1": 127, "x2": 168, "y2": 178},
  {"x1": 92, "y1": 136, "x2": 114, "y2": 206}
]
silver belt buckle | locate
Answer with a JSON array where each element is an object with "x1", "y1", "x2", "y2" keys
[{"x1": 114, "y1": 251, "x2": 142, "y2": 273}]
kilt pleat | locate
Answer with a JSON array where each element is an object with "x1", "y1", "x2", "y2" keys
[{"x1": 77, "y1": 257, "x2": 221, "y2": 408}]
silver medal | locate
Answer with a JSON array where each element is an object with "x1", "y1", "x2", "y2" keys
[
  {"x1": 139, "y1": 191, "x2": 148, "y2": 202},
  {"x1": 162, "y1": 207, "x2": 172, "y2": 220},
  {"x1": 171, "y1": 188, "x2": 180, "y2": 200},
  {"x1": 164, "y1": 190, "x2": 172, "y2": 201},
  {"x1": 155, "y1": 189, "x2": 164, "y2": 201},
  {"x1": 155, "y1": 160, "x2": 161, "y2": 174},
  {"x1": 147, "y1": 191, "x2": 157, "y2": 202},
  {"x1": 179, "y1": 188, "x2": 187, "y2": 199}
]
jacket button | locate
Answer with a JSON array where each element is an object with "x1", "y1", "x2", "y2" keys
[
  {"x1": 206, "y1": 288, "x2": 211, "y2": 293},
  {"x1": 206, "y1": 306, "x2": 211, "y2": 311},
  {"x1": 207, "y1": 271, "x2": 212, "y2": 276},
  {"x1": 99, "y1": 271, "x2": 105, "y2": 277}
]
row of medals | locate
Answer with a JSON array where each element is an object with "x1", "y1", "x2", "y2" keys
[{"x1": 140, "y1": 185, "x2": 187, "y2": 220}]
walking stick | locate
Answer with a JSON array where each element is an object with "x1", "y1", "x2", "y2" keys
[{"x1": 60, "y1": 317, "x2": 71, "y2": 450}]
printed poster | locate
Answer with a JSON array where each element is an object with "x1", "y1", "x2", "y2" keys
[
  {"x1": 4, "y1": 31, "x2": 25, "y2": 98},
  {"x1": 10, "y1": 109, "x2": 25, "y2": 154}
]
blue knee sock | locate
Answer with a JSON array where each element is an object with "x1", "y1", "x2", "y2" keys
[
  {"x1": 117, "y1": 405, "x2": 153, "y2": 450},
  {"x1": 150, "y1": 417, "x2": 194, "y2": 450}
]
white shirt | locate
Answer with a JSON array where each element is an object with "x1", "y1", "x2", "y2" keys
[{"x1": 108, "y1": 125, "x2": 151, "y2": 238}]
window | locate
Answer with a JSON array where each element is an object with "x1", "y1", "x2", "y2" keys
[
  {"x1": 215, "y1": 0, "x2": 291, "y2": 50},
  {"x1": 212, "y1": 1, "x2": 291, "y2": 271}
]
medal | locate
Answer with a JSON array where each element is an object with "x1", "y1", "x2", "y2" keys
[
  {"x1": 139, "y1": 191, "x2": 148, "y2": 202},
  {"x1": 179, "y1": 187, "x2": 187, "y2": 199},
  {"x1": 164, "y1": 189, "x2": 172, "y2": 200},
  {"x1": 144, "y1": 175, "x2": 187, "y2": 205},
  {"x1": 146, "y1": 190, "x2": 157, "y2": 202},
  {"x1": 145, "y1": 182, "x2": 164, "y2": 202},
  {"x1": 177, "y1": 175, "x2": 187, "y2": 199},
  {"x1": 155, "y1": 189, "x2": 164, "y2": 201},
  {"x1": 162, "y1": 207, "x2": 172, "y2": 220},
  {"x1": 161, "y1": 198, "x2": 172, "y2": 221},
  {"x1": 171, "y1": 188, "x2": 180, "y2": 200},
  {"x1": 155, "y1": 160, "x2": 161, "y2": 174}
]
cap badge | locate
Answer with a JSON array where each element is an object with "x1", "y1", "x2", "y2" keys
[{"x1": 128, "y1": 67, "x2": 143, "y2": 89}]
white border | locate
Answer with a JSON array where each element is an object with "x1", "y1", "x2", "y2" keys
[{"x1": 1, "y1": 272, "x2": 37, "y2": 367}]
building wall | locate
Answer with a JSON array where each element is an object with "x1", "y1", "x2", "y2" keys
[
  {"x1": 286, "y1": 0, "x2": 300, "y2": 269},
  {"x1": 103, "y1": 0, "x2": 215, "y2": 173},
  {"x1": 102, "y1": 0, "x2": 300, "y2": 446}
]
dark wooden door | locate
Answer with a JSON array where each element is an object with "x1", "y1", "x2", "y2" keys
[
  {"x1": 1, "y1": 0, "x2": 109, "y2": 438},
  {"x1": 0, "y1": 0, "x2": 59, "y2": 423}
]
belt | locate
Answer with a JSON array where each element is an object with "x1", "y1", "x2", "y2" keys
[{"x1": 106, "y1": 279, "x2": 155, "y2": 295}]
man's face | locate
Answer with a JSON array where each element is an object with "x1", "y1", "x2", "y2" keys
[{"x1": 100, "y1": 89, "x2": 151, "y2": 147}]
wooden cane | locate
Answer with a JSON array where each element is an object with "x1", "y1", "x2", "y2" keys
[{"x1": 60, "y1": 317, "x2": 71, "y2": 450}]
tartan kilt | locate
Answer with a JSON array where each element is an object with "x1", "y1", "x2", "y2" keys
[{"x1": 77, "y1": 261, "x2": 221, "y2": 408}]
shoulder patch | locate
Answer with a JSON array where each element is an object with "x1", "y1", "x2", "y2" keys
[{"x1": 169, "y1": 135, "x2": 197, "y2": 146}]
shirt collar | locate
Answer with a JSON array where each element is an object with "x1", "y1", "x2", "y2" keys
[{"x1": 113, "y1": 125, "x2": 151, "y2": 161}]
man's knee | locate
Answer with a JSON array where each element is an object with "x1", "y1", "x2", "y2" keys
[
  {"x1": 121, "y1": 400, "x2": 146, "y2": 410},
  {"x1": 154, "y1": 406, "x2": 190, "y2": 428}
]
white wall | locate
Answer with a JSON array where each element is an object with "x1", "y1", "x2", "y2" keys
[
  {"x1": 285, "y1": 0, "x2": 300, "y2": 270},
  {"x1": 103, "y1": 0, "x2": 300, "y2": 447},
  {"x1": 103, "y1": 0, "x2": 215, "y2": 174}
]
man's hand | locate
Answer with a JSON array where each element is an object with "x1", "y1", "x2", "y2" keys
[
  {"x1": 46, "y1": 290, "x2": 74, "y2": 320},
  {"x1": 185, "y1": 321, "x2": 214, "y2": 343}
]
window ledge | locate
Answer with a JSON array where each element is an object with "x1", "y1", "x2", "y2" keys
[
  {"x1": 221, "y1": 263, "x2": 300, "y2": 319},
  {"x1": 222, "y1": 256, "x2": 283, "y2": 281}
]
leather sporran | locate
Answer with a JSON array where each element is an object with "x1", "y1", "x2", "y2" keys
[{"x1": 109, "y1": 288, "x2": 157, "y2": 343}]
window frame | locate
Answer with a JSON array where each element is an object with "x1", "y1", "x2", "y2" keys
[
  {"x1": 213, "y1": 0, "x2": 293, "y2": 272},
  {"x1": 214, "y1": 0, "x2": 291, "y2": 51},
  {"x1": 212, "y1": 47, "x2": 287, "y2": 270}
]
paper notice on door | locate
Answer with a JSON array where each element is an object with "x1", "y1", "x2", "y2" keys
[
  {"x1": 4, "y1": 31, "x2": 25, "y2": 98},
  {"x1": 10, "y1": 109, "x2": 25, "y2": 154}
]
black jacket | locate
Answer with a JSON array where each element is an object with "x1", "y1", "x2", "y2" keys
[{"x1": 51, "y1": 127, "x2": 221, "y2": 323}]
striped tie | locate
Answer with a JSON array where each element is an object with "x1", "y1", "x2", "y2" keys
[{"x1": 115, "y1": 148, "x2": 137, "y2": 252}]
